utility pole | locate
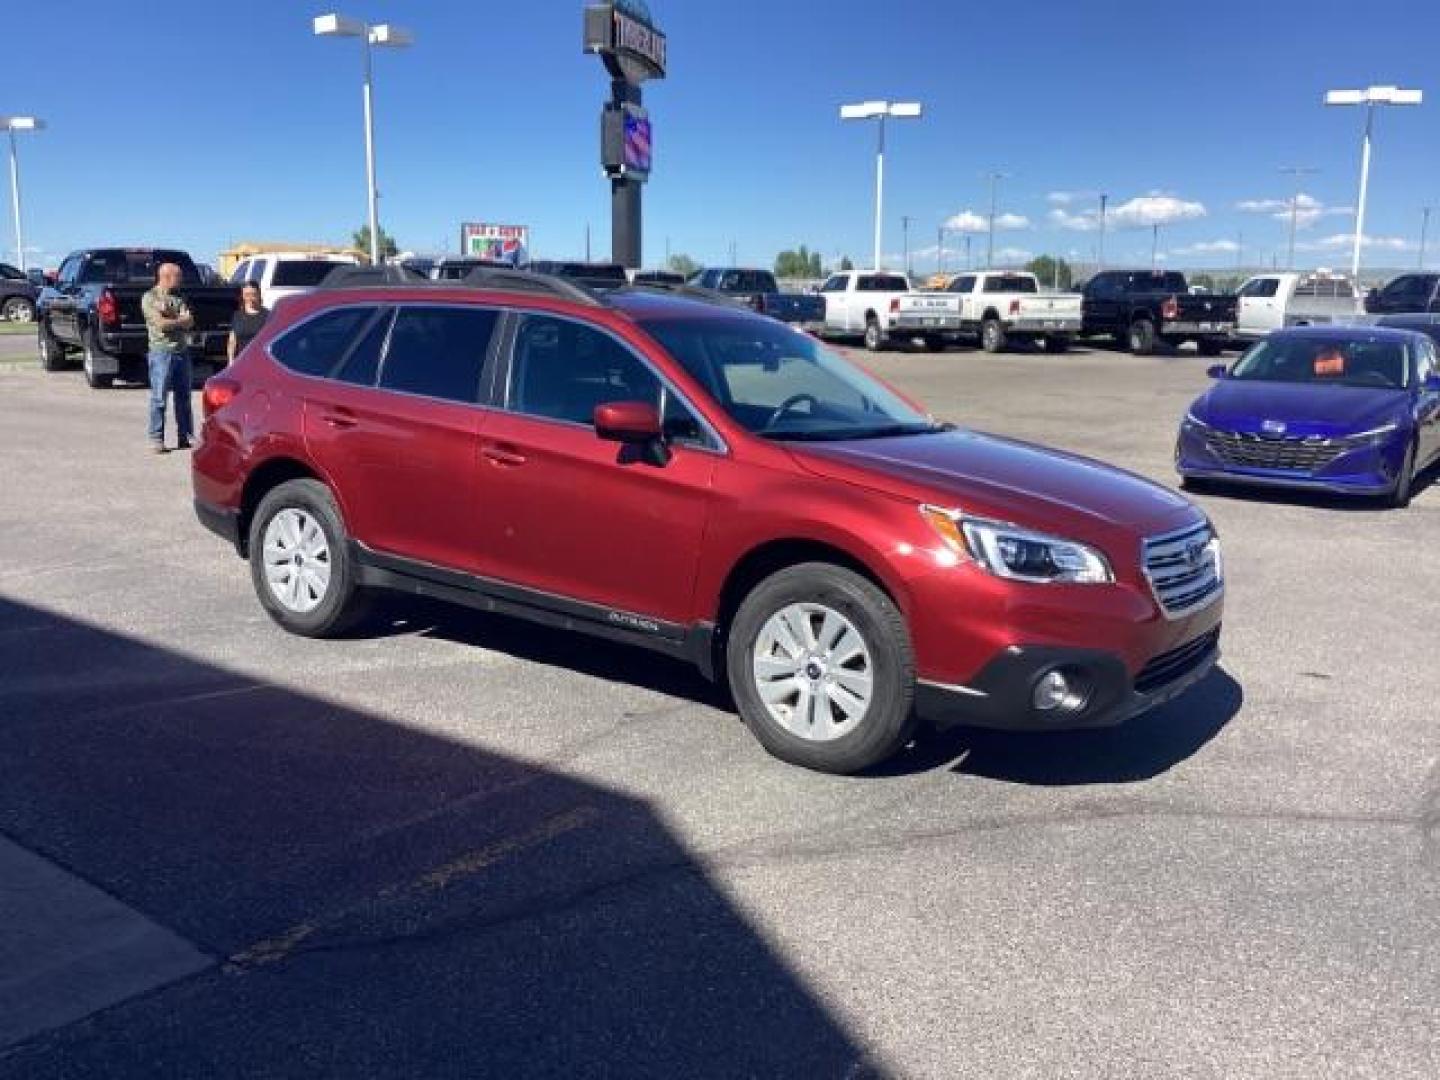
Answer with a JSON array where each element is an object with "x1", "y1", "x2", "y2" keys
[
  {"x1": 964, "y1": 234, "x2": 972, "y2": 270},
  {"x1": 1095, "y1": 192, "x2": 1109, "y2": 275},
  {"x1": 1279, "y1": 165, "x2": 1318, "y2": 269},
  {"x1": 585, "y1": 223, "x2": 591, "y2": 262},
  {"x1": 902, "y1": 215, "x2": 912, "y2": 276},
  {"x1": 729, "y1": 239, "x2": 737, "y2": 265},
  {"x1": 1150, "y1": 223, "x2": 1160, "y2": 270},
  {"x1": 1419, "y1": 207, "x2": 1432, "y2": 269},
  {"x1": 937, "y1": 225, "x2": 945, "y2": 274}
]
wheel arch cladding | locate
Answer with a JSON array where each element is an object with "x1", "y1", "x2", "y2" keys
[
  {"x1": 715, "y1": 538, "x2": 898, "y2": 641},
  {"x1": 239, "y1": 458, "x2": 324, "y2": 557}
]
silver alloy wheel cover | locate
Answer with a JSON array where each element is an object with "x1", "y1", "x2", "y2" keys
[
  {"x1": 3, "y1": 298, "x2": 32, "y2": 322},
  {"x1": 752, "y1": 602, "x2": 874, "y2": 742},
  {"x1": 262, "y1": 508, "x2": 332, "y2": 614}
]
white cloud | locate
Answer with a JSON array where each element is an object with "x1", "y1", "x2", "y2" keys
[
  {"x1": 993, "y1": 247, "x2": 1033, "y2": 263},
  {"x1": 1048, "y1": 208, "x2": 1101, "y2": 232},
  {"x1": 1171, "y1": 239, "x2": 1241, "y2": 256},
  {"x1": 1107, "y1": 194, "x2": 1207, "y2": 229},
  {"x1": 1237, "y1": 192, "x2": 1352, "y2": 230},
  {"x1": 945, "y1": 209, "x2": 1030, "y2": 232},
  {"x1": 1297, "y1": 233, "x2": 1415, "y2": 253},
  {"x1": 1047, "y1": 191, "x2": 1085, "y2": 205}
]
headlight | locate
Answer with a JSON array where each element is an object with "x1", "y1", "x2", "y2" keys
[
  {"x1": 920, "y1": 507, "x2": 1114, "y2": 584},
  {"x1": 1183, "y1": 410, "x2": 1211, "y2": 429}
]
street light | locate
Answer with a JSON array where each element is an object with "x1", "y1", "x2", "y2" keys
[
  {"x1": 1, "y1": 116, "x2": 45, "y2": 273},
  {"x1": 1419, "y1": 207, "x2": 1431, "y2": 270},
  {"x1": 1278, "y1": 165, "x2": 1318, "y2": 270},
  {"x1": 314, "y1": 13, "x2": 414, "y2": 265},
  {"x1": 1097, "y1": 192, "x2": 1108, "y2": 274},
  {"x1": 982, "y1": 170, "x2": 1010, "y2": 269},
  {"x1": 839, "y1": 100, "x2": 922, "y2": 271},
  {"x1": 1324, "y1": 85, "x2": 1423, "y2": 284}
]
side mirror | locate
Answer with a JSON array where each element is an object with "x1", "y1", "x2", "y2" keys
[
  {"x1": 1206, "y1": 364, "x2": 1228, "y2": 379},
  {"x1": 594, "y1": 401, "x2": 662, "y2": 444},
  {"x1": 1423, "y1": 373, "x2": 1440, "y2": 393}
]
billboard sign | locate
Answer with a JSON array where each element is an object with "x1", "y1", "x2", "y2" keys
[
  {"x1": 460, "y1": 223, "x2": 529, "y2": 264},
  {"x1": 584, "y1": 1, "x2": 666, "y2": 84}
]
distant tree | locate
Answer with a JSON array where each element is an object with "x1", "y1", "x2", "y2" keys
[
  {"x1": 1189, "y1": 273, "x2": 1218, "y2": 292},
  {"x1": 774, "y1": 244, "x2": 823, "y2": 280},
  {"x1": 667, "y1": 253, "x2": 700, "y2": 278},
  {"x1": 839, "y1": 255, "x2": 854, "y2": 272},
  {"x1": 1025, "y1": 255, "x2": 1073, "y2": 289},
  {"x1": 352, "y1": 224, "x2": 399, "y2": 260}
]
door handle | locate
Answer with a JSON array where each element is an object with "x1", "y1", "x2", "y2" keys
[
  {"x1": 482, "y1": 444, "x2": 527, "y2": 467},
  {"x1": 321, "y1": 408, "x2": 357, "y2": 429}
]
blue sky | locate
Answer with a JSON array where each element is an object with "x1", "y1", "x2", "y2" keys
[{"x1": 6, "y1": 0, "x2": 1439, "y2": 275}]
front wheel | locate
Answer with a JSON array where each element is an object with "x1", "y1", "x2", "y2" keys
[
  {"x1": 249, "y1": 479, "x2": 370, "y2": 637},
  {"x1": 726, "y1": 563, "x2": 916, "y2": 774},
  {"x1": 38, "y1": 321, "x2": 68, "y2": 372},
  {"x1": 1383, "y1": 441, "x2": 1417, "y2": 510}
]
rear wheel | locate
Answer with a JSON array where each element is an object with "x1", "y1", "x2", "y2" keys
[
  {"x1": 863, "y1": 318, "x2": 884, "y2": 352},
  {"x1": 2, "y1": 296, "x2": 35, "y2": 323},
  {"x1": 82, "y1": 337, "x2": 114, "y2": 389},
  {"x1": 923, "y1": 335, "x2": 946, "y2": 352},
  {"x1": 726, "y1": 563, "x2": 916, "y2": 774},
  {"x1": 249, "y1": 479, "x2": 370, "y2": 637},
  {"x1": 1128, "y1": 319, "x2": 1157, "y2": 355},
  {"x1": 980, "y1": 318, "x2": 1007, "y2": 353}
]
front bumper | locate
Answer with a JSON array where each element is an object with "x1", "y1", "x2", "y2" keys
[
  {"x1": 917, "y1": 627, "x2": 1221, "y2": 732},
  {"x1": 1175, "y1": 423, "x2": 1406, "y2": 495}
]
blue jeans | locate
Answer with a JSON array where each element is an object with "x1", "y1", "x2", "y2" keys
[{"x1": 147, "y1": 350, "x2": 194, "y2": 444}]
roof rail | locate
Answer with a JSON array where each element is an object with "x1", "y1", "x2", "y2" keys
[
  {"x1": 320, "y1": 264, "x2": 432, "y2": 289},
  {"x1": 461, "y1": 267, "x2": 605, "y2": 307},
  {"x1": 622, "y1": 281, "x2": 752, "y2": 309}
]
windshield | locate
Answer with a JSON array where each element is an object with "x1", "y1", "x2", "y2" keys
[
  {"x1": 0, "y1": 263, "x2": 25, "y2": 282},
  {"x1": 642, "y1": 316, "x2": 937, "y2": 441},
  {"x1": 272, "y1": 261, "x2": 347, "y2": 287},
  {"x1": 1229, "y1": 335, "x2": 1411, "y2": 390}
]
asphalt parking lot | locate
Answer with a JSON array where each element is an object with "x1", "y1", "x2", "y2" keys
[{"x1": 1, "y1": 337, "x2": 1437, "y2": 1079}]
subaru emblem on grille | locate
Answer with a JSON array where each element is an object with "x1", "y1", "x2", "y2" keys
[{"x1": 1261, "y1": 419, "x2": 1287, "y2": 435}]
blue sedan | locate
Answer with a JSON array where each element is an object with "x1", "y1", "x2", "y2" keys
[{"x1": 1176, "y1": 326, "x2": 1440, "y2": 507}]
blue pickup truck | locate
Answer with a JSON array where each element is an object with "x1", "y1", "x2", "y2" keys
[{"x1": 688, "y1": 267, "x2": 826, "y2": 329}]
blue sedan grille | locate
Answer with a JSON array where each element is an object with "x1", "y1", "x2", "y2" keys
[{"x1": 1201, "y1": 429, "x2": 1364, "y2": 472}]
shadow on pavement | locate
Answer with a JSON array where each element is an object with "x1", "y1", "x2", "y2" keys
[
  {"x1": 873, "y1": 669, "x2": 1242, "y2": 785},
  {"x1": 0, "y1": 595, "x2": 872, "y2": 1078}
]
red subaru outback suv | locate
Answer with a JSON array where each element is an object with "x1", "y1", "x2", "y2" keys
[{"x1": 194, "y1": 270, "x2": 1224, "y2": 774}]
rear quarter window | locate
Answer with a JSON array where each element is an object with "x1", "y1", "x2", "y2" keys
[{"x1": 269, "y1": 306, "x2": 378, "y2": 377}]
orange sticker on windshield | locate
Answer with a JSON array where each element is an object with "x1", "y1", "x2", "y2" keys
[{"x1": 1314, "y1": 351, "x2": 1346, "y2": 376}]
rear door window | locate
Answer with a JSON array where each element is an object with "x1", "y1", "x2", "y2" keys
[
  {"x1": 1240, "y1": 278, "x2": 1279, "y2": 298},
  {"x1": 270, "y1": 306, "x2": 378, "y2": 377},
  {"x1": 857, "y1": 275, "x2": 910, "y2": 292},
  {"x1": 982, "y1": 275, "x2": 1037, "y2": 293},
  {"x1": 333, "y1": 309, "x2": 394, "y2": 387},
  {"x1": 272, "y1": 261, "x2": 345, "y2": 288},
  {"x1": 378, "y1": 306, "x2": 499, "y2": 403}
]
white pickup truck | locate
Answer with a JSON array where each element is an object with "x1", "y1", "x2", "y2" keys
[
  {"x1": 816, "y1": 270, "x2": 918, "y2": 351},
  {"x1": 1233, "y1": 271, "x2": 1359, "y2": 343},
  {"x1": 903, "y1": 271, "x2": 1083, "y2": 353}
]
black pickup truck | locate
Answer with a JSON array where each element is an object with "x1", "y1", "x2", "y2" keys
[
  {"x1": 1364, "y1": 273, "x2": 1440, "y2": 315},
  {"x1": 1080, "y1": 270, "x2": 1237, "y2": 355},
  {"x1": 689, "y1": 267, "x2": 826, "y2": 328},
  {"x1": 36, "y1": 248, "x2": 239, "y2": 388}
]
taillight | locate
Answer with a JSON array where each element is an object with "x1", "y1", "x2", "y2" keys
[
  {"x1": 97, "y1": 289, "x2": 119, "y2": 326},
  {"x1": 1009, "y1": 299, "x2": 1021, "y2": 316},
  {"x1": 1161, "y1": 296, "x2": 1180, "y2": 320},
  {"x1": 890, "y1": 298, "x2": 900, "y2": 313},
  {"x1": 202, "y1": 376, "x2": 240, "y2": 419}
]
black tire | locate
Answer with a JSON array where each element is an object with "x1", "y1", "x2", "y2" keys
[
  {"x1": 82, "y1": 336, "x2": 115, "y2": 389},
  {"x1": 923, "y1": 335, "x2": 946, "y2": 352},
  {"x1": 38, "y1": 320, "x2": 68, "y2": 372},
  {"x1": 1128, "y1": 319, "x2": 1157, "y2": 355},
  {"x1": 1196, "y1": 339, "x2": 1223, "y2": 357},
  {"x1": 980, "y1": 318, "x2": 1007, "y2": 353},
  {"x1": 248, "y1": 479, "x2": 370, "y2": 637},
  {"x1": 2, "y1": 296, "x2": 36, "y2": 323},
  {"x1": 1043, "y1": 335, "x2": 1071, "y2": 353},
  {"x1": 863, "y1": 318, "x2": 884, "y2": 352},
  {"x1": 725, "y1": 562, "x2": 916, "y2": 774},
  {"x1": 1383, "y1": 441, "x2": 1417, "y2": 510}
]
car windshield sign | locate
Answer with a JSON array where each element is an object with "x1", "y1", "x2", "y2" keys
[
  {"x1": 1229, "y1": 335, "x2": 1410, "y2": 390},
  {"x1": 641, "y1": 316, "x2": 937, "y2": 441}
]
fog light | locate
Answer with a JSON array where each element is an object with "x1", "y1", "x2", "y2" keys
[{"x1": 1033, "y1": 669, "x2": 1087, "y2": 713}]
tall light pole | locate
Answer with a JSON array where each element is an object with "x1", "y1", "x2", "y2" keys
[
  {"x1": 314, "y1": 14, "x2": 413, "y2": 265},
  {"x1": 840, "y1": 100, "x2": 923, "y2": 271},
  {"x1": 982, "y1": 170, "x2": 1010, "y2": 269},
  {"x1": 1325, "y1": 85, "x2": 1423, "y2": 285},
  {"x1": 1279, "y1": 165, "x2": 1318, "y2": 270},
  {"x1": 1419, "y1": 207, "x2": 1431, "y2": 269},
  {"x1": 1150, "y1": 223, "x2": 1160, "y2": 270},
  {"x1": 1097, "y1": 192, "x2": 1108, "y2": 274},
  {"x1": 1, "y1": 116, "x2": 45, "y2": 273},
  {"x1": 937, "y1": 225, "x2": 945, "y2": 275}
]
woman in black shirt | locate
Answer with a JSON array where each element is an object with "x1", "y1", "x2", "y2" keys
[{"x1": 227, "y1": 282, "x2": 270, "y2": 362}]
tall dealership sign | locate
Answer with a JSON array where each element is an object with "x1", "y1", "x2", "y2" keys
[{"x1": 584, "y1": 1, "x2": 666, "y2": 269}]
